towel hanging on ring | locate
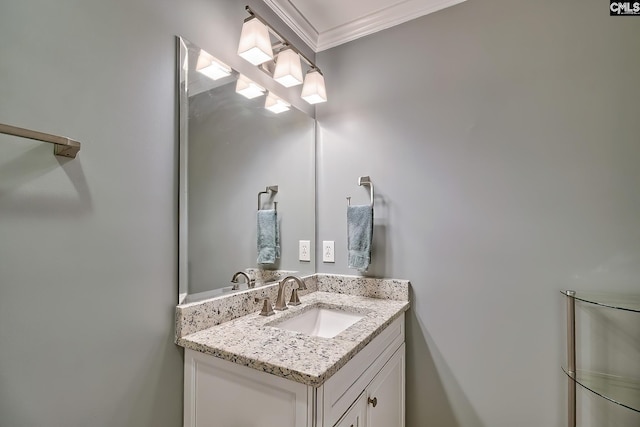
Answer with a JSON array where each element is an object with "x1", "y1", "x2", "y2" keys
[{"x1": 346, "y1": 176, "x2": 374, "y2": 271}]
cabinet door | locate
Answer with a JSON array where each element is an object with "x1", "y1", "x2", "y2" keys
[
  {"x1": 366, "y1": 344, "x2": 405, "y2": 427},
  {"x1": 184, "y1": 349, "x2": 310, "y2": 427},
  {"x1": 321, "y1": 315, "x2": 405, "y2": 427},
  {"x1": 335, "y1": 393, "x2": 366, "y2": 427}
]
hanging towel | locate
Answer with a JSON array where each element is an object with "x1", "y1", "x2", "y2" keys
[
  {"x1": 347, "y1": 204, "x2": 373, "y2": 271},
  {"x1": 257, "y1": 209, "x2": 280, "y2": 264}
]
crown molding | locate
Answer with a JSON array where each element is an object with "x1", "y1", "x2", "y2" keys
[
  {"x1": 264, "y1": 0, "x2": 467, "y2": 52},
  {"x1": 262, "y1": 0, "x2": 320, "y2": 52},
  {"x1": 316, "y1": 0, "x2": 467, "y2": 51}
]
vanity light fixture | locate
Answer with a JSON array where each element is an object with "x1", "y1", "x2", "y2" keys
[
  {"x1": 301, "y1": 69, "x2": 327, "y2": 104},
  {"x1": 237, "y1": 16, "x2": 273, "y2": 65},
  {"x1": 236, "y1": 74, "x2": 265, "y2": 99},
  {"x1": 238, "y1": 6, "x2": 327, "y2": 104},
  {"x1": 196, "y1": 49, "x2": 232, "y2": 81},
  {"x1": 265, "y1": 92, "x2": 290, "y2": 114},
  {"x1": 273, "y1": 48, "x2": 303, "y2": 87}
]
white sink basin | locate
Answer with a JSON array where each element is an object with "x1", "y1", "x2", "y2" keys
[{"x1": 272, "y1": 305, "x2": 364, "y2": 338}]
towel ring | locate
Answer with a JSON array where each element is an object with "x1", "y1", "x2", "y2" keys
[
  {"x1": 258, "y1": 185, "x2": 278, "y2": 211},
  {"x1": 347, "y1": 176, "x2": 374, "y2": 207}
]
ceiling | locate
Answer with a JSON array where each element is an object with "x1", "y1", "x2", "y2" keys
[{"x1": 263, "y1": 0, "x2": 467, "y2": 52}]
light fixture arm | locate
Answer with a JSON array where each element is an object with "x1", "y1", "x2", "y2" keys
[{"x1": 244, "y1": 5, "x2": 322, "y2": 75}]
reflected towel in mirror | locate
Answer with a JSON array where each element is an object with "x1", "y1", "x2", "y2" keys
[{"x1": 257, "y1": 209, "x2": 280, "y2": 264}]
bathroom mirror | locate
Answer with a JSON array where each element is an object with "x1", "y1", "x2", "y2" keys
[{"x1": 178, "y1": 37, "x2": 316, "y2": 304}]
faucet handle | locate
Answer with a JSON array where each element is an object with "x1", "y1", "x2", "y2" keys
[
  {"x1": 289, "y1": 288, "x2": 301, "y2": 306},
  {"x1": 288, "y1": 278, "x2": 306, "y2": 305},
  {"x1": 255, "y1": 297, "x2": 275, "y2": 316}
]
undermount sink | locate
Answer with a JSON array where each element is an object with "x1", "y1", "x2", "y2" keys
[{"x1": 271, "y1": 305, "x2": 364, "y2": 338}]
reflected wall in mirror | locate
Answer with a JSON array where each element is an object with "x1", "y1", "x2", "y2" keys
[{"x1": 178, "y1": 37, "x2": 316, "y2": 304}]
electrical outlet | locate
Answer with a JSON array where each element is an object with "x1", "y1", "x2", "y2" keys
[
  {"x1": 299, "y1": 240, "x2": 311, "y2": 262},
  {"x1": 323, "y1": 240, "x2": 335, "y2": 263}
]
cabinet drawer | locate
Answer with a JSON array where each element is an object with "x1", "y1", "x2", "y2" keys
[{"x1": 320, "y1": 314, "x2": 404, "y2": 427}]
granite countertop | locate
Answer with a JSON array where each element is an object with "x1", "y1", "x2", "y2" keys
[{"x1": 177, "y1": 291, "x2": 409, "y2": 387}]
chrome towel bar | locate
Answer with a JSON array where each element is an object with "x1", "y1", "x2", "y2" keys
[{"x1": 0, "y1": 123, "x2": 81, "y2": 158}]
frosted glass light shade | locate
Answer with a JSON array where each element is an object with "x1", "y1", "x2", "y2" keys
[
  {"x1": 273, "y1": 49, "x2": 303, "y2": 87},
  {"x1": 235, "y1": 74, "x2": 265, "y2": 99},
  {"x1": 196, "y1": 50, "x2": 231, "y2": 80},
  {"x1": 301, "y1": 70, "x2": 327, "y2": 104},
  {"x1": 237, "y1": 18, "x2": 273, "y2": 65},
  {"x1": 265, "y1": 92, "x2": 290, "y2": 114}
]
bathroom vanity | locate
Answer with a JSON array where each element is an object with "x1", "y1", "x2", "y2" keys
[
  {"x1": 176, "y1": 274, "x2": 410, "y2": 427},
  {"x1": 175, "y1": 32, "x2": 409, "y2": 427}
]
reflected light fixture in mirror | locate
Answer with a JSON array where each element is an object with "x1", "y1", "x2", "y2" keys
[
  {"x1": 236, "y1": 74, "x2": 266, "y2": 99},
  {"x1": 237, "y1": 6, "x2": 327, "y2": 105},
  {"x1": 265, "y1": 92, "x2": 290, "y2": 114},
  {"x1": 196, "y1": 49, "x2": 232, "y2": 80},
  {"x1": 237, "y1": 17, "x2": 273, "y2": 65},
  {"x1": 273, "y1": 48, "x2": 303, "y2": 87},
  {"x1": 301, "y1": 70, "x2": 327, "y2": 104}
]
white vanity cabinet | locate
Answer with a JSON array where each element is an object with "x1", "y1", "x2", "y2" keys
[{"x1": 183, "y1": 314, "x2": 405, "y2": 427}]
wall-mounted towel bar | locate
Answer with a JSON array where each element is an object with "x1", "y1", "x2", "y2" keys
[
  {"x1": 258, "y1": 185, "x2": 278, "y2": 210},
  {"x1": 347, "y1": 176, "x2": 374, "y2": 207},
  {"x1": 0, "y1": 123, "x2": 81, "y2": 159}
]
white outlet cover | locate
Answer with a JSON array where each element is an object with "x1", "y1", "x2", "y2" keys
[
  {"x1": 323, "y1": 240, "x2": 335, "y2": 263},
  {"x1": 299, "y1": 240, "x2": 311, "y2": 262}
]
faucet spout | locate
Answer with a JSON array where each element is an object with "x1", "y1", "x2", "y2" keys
[
  {"x1": 231, "y1": 271, "x2": 255, "y2": 290},
  {"x1": 274, "y1": 275, "x2": 306, "y2": 310}
]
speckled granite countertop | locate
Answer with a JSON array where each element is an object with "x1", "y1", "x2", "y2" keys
[{"x1": 177, "y1": 290, "x2": 409, "y2": 387}]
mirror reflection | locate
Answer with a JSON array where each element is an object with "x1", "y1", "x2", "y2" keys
[{"x1": 178, "y1": 37, "x2": 316, "y2": 304}]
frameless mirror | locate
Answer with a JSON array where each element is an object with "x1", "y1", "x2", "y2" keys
[{"x1": 178, "y1": 37, "x2": 316, "y2": 304}]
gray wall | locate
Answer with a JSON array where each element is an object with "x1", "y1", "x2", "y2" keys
[
  {"x1": 316, "y1": 0, "x2": 640, "y2": 426},
  {"x1": 0, "y1": 0, "x2": 307, "y2": 426}
]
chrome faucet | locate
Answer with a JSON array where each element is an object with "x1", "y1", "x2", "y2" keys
[
  {"x1": 230, "y1": 271, "x2": 255, "y2": 290},
  {"x1": 274, "y1": 275, "x2": 307, "y2": 310}
]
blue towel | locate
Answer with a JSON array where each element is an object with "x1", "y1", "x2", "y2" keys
[
  {"x1": 347, "y1": 204, "x2": 373, "y2": 271},
  {"x1": 257, "y1": 209, "x2": 280, "y2": 264}
]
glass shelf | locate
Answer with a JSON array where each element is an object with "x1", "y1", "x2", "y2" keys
[
  {"x1": 562, "y1": 367, "x2": 640, "y2": 413},
  {"x1": 562, "y1": 290, "x2": 640, "y2": 313}
]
